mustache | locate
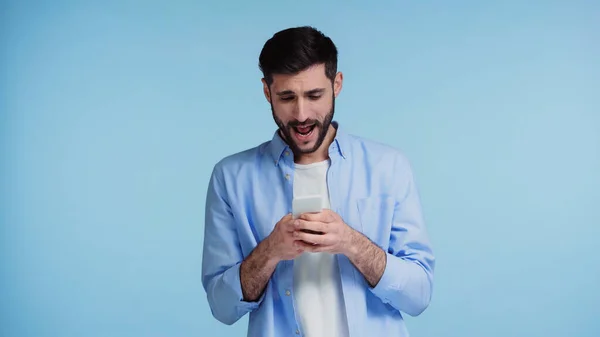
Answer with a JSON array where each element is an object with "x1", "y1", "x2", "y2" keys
[{"x1": 286, "y1": 119, "x2": 322, "y2": 128}]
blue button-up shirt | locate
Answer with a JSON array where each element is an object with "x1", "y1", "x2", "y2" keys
[{"x1": 202, "y1": 122, "x2": 435, "y2": 337}]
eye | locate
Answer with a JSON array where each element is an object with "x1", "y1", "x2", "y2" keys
[
  {"x1": 280, "y1": 96, "x2": 294, "y2": 101},
  {"x1": 308, "y1": 95, "x2": 322, "y2": 100}
]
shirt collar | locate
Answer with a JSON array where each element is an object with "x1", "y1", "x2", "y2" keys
[{"x1": 267, "y1": 121, "x2": 348, "y2": 166}]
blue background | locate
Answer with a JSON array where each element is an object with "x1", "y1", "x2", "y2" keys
[{"x1": 2, "y1": 1, "x2": 599, "y2": 336}]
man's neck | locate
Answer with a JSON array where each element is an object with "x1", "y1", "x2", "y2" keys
[{"x1": 294, "y1": 124, "x2": 337, "y2": 165}]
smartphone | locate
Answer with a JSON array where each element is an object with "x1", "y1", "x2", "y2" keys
[{"x1": 292, "y1": 195, "x2": 325, "y2": 235}]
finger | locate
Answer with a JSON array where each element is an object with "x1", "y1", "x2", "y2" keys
[
  {"x1": 294, "y1": 230, "x2": 323, "y2": 245},
  {"x1": 284, "y1": 221, "x2": 296, "y2": 233},
  {"x1": 283, "y1": 215, "x2": 299, "y2": 232},
  {"x1": 294, "y1": 219, "x2": 327, "y2": 233},
  {"x1": 296, "y1": 241, "x2": 330, "y2": 253},
  {"x1": 294, "y1": 231, "x2": 336, "y2": 246},
  {"x1": 278, "y1": 213, "x2": 293, "y2": 229},
  {"x1": 298, "y1": 212, "x2": 324, "y2": 221},
  {"x1": 294, "y1": 240, "x2": 319, "y2": 249},
  {"x1": 300, "y1": 210, "x2": 338, "y2": 223},
  {"x1": 320, "y1": 209, "x2": 338, "y2": 223}
]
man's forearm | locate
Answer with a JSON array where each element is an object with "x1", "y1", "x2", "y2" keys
[
  {"x1": 346, "y1": 231, "x2": 387, "y2": 287},
  {"x1": 240, "y1": 238, "x2": 279, "y2": 302}
]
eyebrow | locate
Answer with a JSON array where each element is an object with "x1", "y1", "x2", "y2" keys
[{"x1": 275, "y1": 88, "x2": 326, "y2": 96}]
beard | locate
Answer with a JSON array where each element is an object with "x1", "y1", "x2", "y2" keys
[{"x1": 271, "y1": 96, "x2": 335, "y2": 155}]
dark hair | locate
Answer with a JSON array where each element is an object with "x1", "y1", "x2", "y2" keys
[{"x1": 259, "y1": 26, "x2": 338, "y2": 86}]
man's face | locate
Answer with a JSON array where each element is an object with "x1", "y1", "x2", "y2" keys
[{"x1": 263, "y1": 64, "x2": 343, "y2": 155}]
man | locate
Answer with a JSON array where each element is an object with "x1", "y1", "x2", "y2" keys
[{"x1": 202, "y1": 26, "x2": 435, "y2": 337}]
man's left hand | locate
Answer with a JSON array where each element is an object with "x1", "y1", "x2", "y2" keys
[{"x1": 293, "y1": 209, "x2": 357, "y2": 255}]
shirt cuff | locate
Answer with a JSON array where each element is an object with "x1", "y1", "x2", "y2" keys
[
  {"x1": 225, "y1": 262, "x2": 265, "y2": 312},
  {"x1": 368, "y1": 252, "x2": 406, "y2": 304}
]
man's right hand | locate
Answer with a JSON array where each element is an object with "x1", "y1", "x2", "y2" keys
[
  {"x1": 265, "y1": 213, "x2": 305, "y2": 262},
  {"x1": 240, "y1": 213, "x2": 305, "y2": 301}
]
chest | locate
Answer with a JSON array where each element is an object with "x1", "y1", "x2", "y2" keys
[{"x1": 230, "y1": 159, "x2": 396, "y2": 256}]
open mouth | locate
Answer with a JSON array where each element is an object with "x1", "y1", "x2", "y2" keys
[{"x1": 293, "y1": 124, "x2": 316, "y2": 138}]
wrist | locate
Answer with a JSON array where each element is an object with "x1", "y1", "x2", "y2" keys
[
  {"x1": 343, "y1": 227, "x2": 363, "y2": 260},
  {"x1": 261, "y1": 235, "x2": 282, "y2": 267}
]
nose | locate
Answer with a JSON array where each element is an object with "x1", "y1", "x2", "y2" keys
[{"x1": 292, "y1": 98, "x2": 309, "y2": 122}]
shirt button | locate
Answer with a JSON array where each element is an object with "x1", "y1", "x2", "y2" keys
[
  {"x1": 285, "y1": 290, "x2": 291, "y2": 296},
  {"x1": 285, "y1": 151, "x2": 290, "y2": 156},
  {"x1": 295, "y1": 330, "x2": 300, "y2": 335},
  {"x1": 285, "y1": 174, "x2": 290, "y2": 180}
]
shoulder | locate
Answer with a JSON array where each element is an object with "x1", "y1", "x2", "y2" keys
[
  {"x1": 210, "y1": 140, "x2": 271, "y2": 180},
  {"x1": 345, "y1": 133, "x2": 412, "y2": 171},
  {"x1": 344, "y1": 133, "x2": 419, "y2": 199}
]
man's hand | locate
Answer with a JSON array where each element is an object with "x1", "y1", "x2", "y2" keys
[
  {"x1": 264, "y1": 213, "x2": 306, "y2": 262},
  {"x1": 292, "y1": 209, "x2": 358, "y2": 256},
  {"x1": 293, "y1": 209, "x2": 387, "y2": 287},
  {"x1": 240, "y1": 213, "x2": 305, "y2": 302}
]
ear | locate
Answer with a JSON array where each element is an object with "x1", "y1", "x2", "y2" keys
[
  {"x1": 333, "y1": 72, "x2": 343, "y2": 98},
  {"x1": 261, "y1": 78, "x2": 271, "y2": 103}
]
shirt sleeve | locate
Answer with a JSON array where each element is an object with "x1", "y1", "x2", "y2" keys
[
  {"x1": 369, "y1": 154, "x2": 435, "y2": 316},
  {"x1": 201, "y1": 164, "x2": 265, "y2": 325}
]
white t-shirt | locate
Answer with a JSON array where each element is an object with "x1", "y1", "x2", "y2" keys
[{"x1": 292, "y1": 159, "x2": 350, "y2": 337}]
